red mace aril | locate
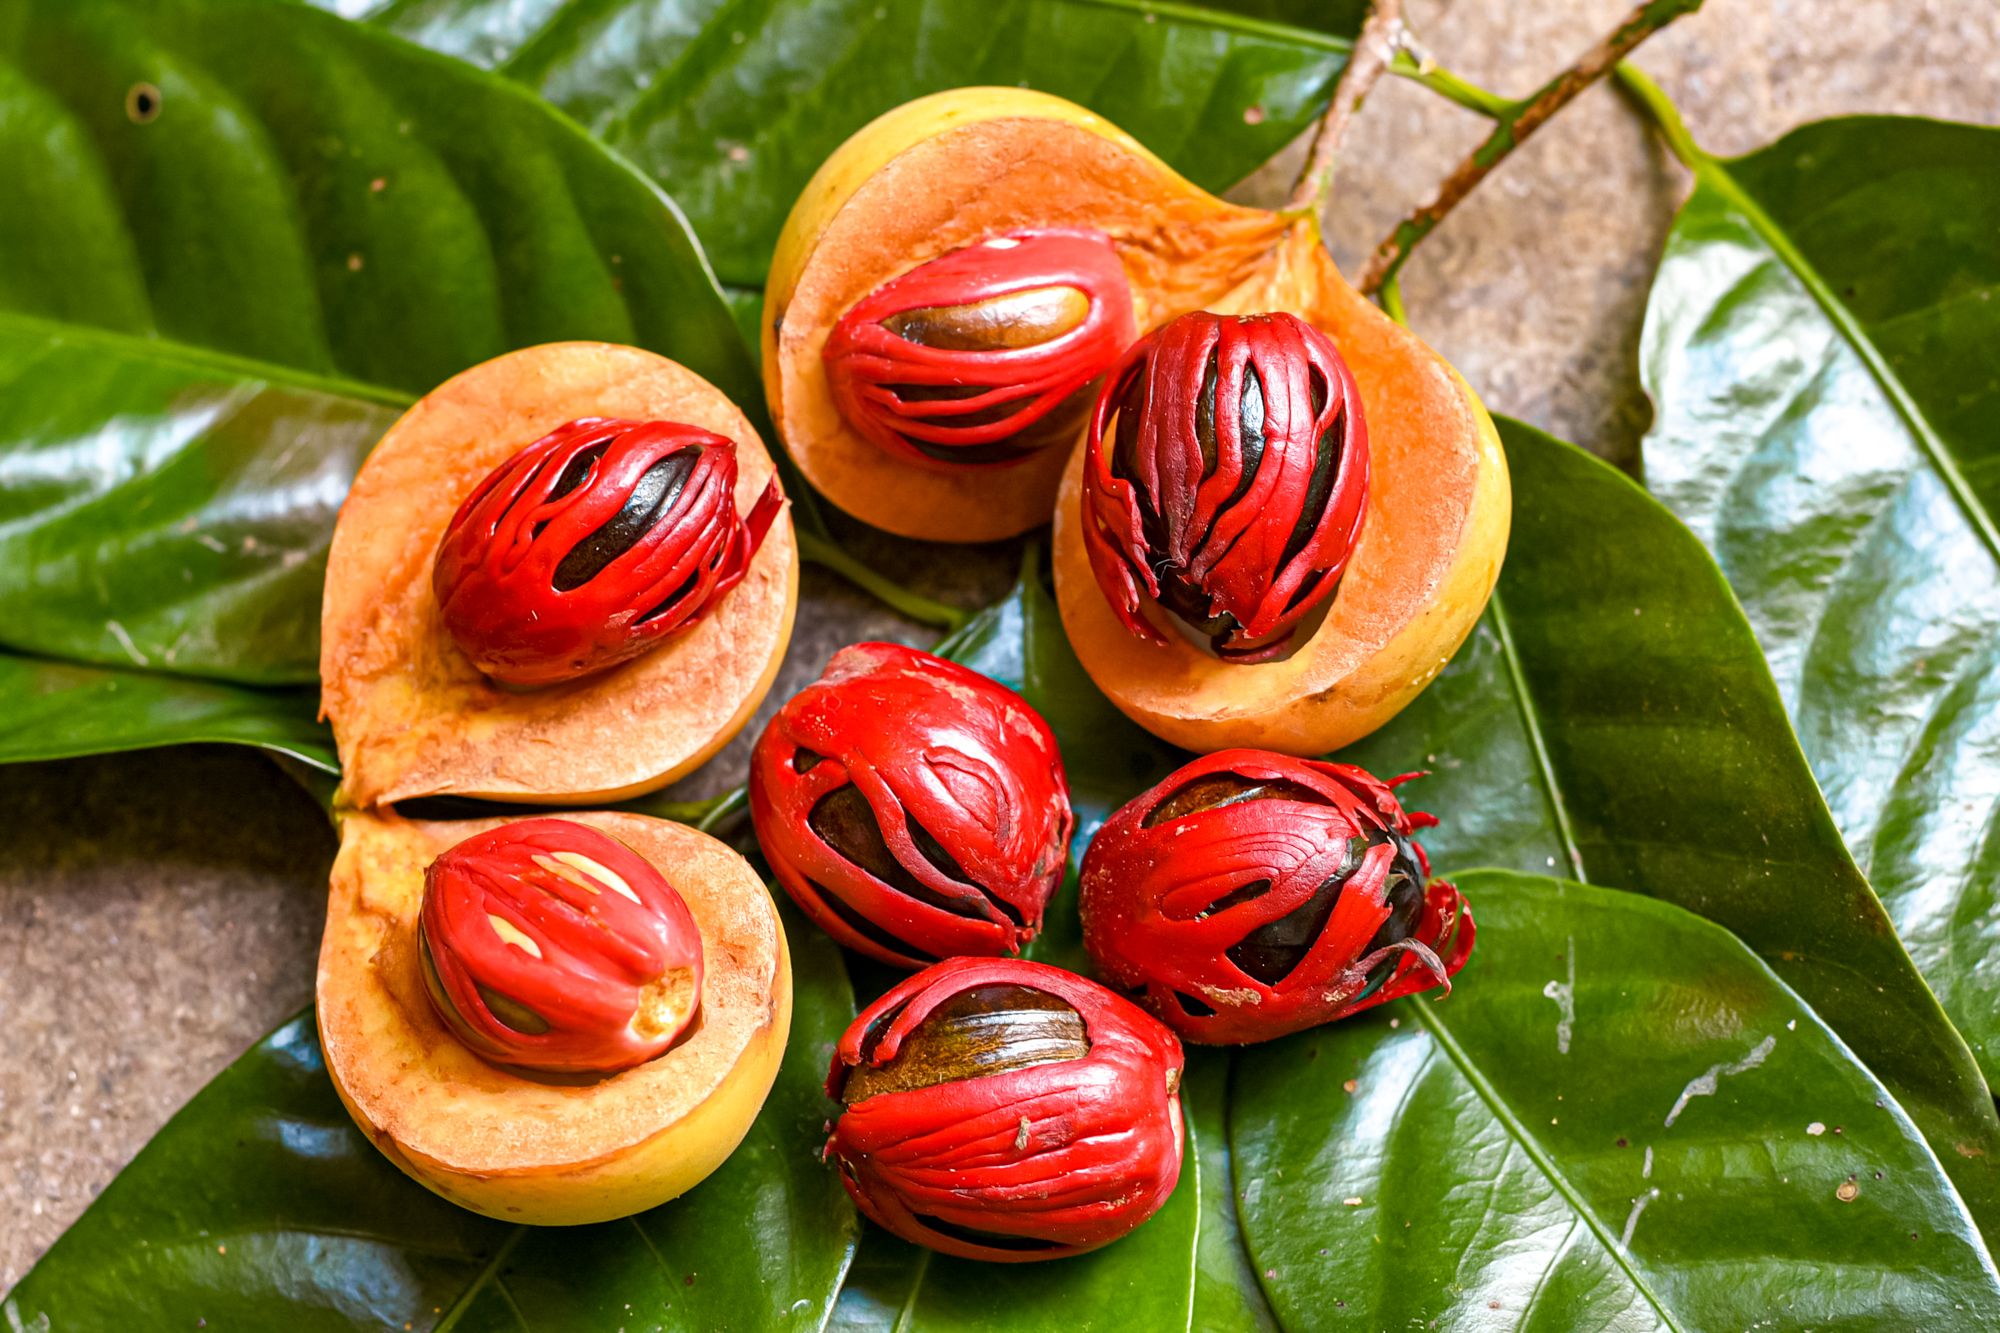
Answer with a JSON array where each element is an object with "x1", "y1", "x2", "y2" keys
[
  {"x1": 1079, "y1": 749, "x2": 1472, "y2": 1044},
  {"x1": 1081, "y1": 310, "x2": 1369, "y2": 661},
  {"x1": 749, "y1": 642, "x2": 1073, "y2": 968},
  {"x1": 418, "y1": 819, "x2": 704, "y2": 1073},
  {"x1": 822, "y1": 229, "x2": 1138, "y2": 469},
  {"x1": 432, "y1": 417, "x2": 783, "y2": 687},
  {"x1": 826, "y1": 957, "x2": 1184, "y2": 1262}
]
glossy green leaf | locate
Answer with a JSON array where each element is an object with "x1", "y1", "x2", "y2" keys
[
  {"x1": 0, "y1": 0, "x2": 755, "y2": 685},
  {"x1": 1333, "y1": 419, "x2": 2000, "y2": 1234},
  {"x1": 4, "y1": 899, "x2": 859, "y2": 1330},
  {"x1": 1634, "y1": 114, "x2": 2000, "y2": 1098},
  {"x1": 343, "y1": 0, "x2": 1366, "y2": 292},
  {"x1": 1185, "y1": 1049, "x2": 1279, "y2": 1333},
  {"x1": 0, "y1": 650, "x2": 334, "y2": 769},
  {"x1": 1234, "y1": 870, "x2": 2000, "y2": 1329}
]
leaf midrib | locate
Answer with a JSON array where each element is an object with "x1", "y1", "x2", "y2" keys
[
  {"x1": 1691, "y1": 153, "x2": 2000, "y2": 571},
  {"x1": 1410, "y1": 997, "x2": 1687, "y2": 1333},
  {"x1": 0, "y1": 310, "x2": 414, "y2": 411}
]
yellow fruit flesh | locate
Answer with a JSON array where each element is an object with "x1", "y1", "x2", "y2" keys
[{"x1": 318, "y1": 810, "x2": 791, "y2": 1226}]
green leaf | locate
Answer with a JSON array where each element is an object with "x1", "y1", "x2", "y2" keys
[
  {"x1": 1633, "y1": 114, "x2": 2000, "y2": 1101},
  {"x1": 0, "y1": 0, "x2": 756, "y2": 684},
  {"x1": 1233, "y1": 870, "x2": 2000, "y2": 1329},
  {"x1": 0, "y1": 650, "x2": 334, "y2": 769},
  {"x1": 342, "y1": 0, "x2": 1367, "y2": 291},
  {"x1": 1185, "y1": 1050, "x2": 1280, "y2": 1333},
  {"x1": 4, "y1": 899, "x2": 858, "y2": 1330},
  {"x1": 1335, "y1": 418, "x2": 2000, "y2": 1235},
  {"x1": 922, "y1": 417, "x2": 2000, "y2": 1309}
]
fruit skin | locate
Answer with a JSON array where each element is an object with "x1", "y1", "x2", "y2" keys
[
  {"x1": 1082, "y1": 310, "x2": 1368, "y2": 662},
  {"x1": 433, "y1": 417, "x2": 783, "y2": 687},
  {"x1": 319, "y1": 810, "x2": 789, "y2": 1225},
  {"x1": 764, "y1": 87, "x2": 1290, "y2": 542},
  {"x1": 749, "y1": 642, "x2": 1073, "y2": 968},
  {"x1": 1053, "y1": 224, "x2": 1512, "y2": 756},
  {"x1": 321, "y1": 342, "x2": 798, "y2": 806},
  {"x1": 1080, "y1": 749, "x2": 1473, "y2": 1044},
  {"x1": 821, "y1": 228, "x2": 1136, "y2": 470},
  {"x1": 825, "y1": 956, "x2": 1184, "y2": 1262},
  {"x1": 419, "y1": 819, "x2": 704, "y2": 1073}
]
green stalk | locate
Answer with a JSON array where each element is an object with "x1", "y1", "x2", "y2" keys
[
  {"x1": 1358, "y1": 0, "x2": 1707, "y2": 301},
  {"x1": 796, "y1": 528, "x2": 969, "y2": 633}
]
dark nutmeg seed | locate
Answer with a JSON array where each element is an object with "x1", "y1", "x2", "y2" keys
[
  {"x1": 551, "y1": 448, "x2": 697, "y2": 591},
  {"x1": 883, "y1": 286, "x2": 1091, "y2": 351},
  {"x1": 841, "y1": 984, "x2": 1090, "y2": 1104},
  {"x1": 1079, "y1": 749, "x2": 1475, "y2": 1043},
  {"x1": 432, "y1": 418, "x2": 782, "y2": 688},
  {"x1": 749, "y1": 642, "x2": 1074, "y2": 969},
  {"x1": 1082, "y1": 311, "x2": 1371, "y2": 662},
  {"x1": 823, "y1": 229, "x2": 1136, "y2": 470}
]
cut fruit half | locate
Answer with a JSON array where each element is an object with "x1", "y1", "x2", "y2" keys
[
  {"x1": 318, "y1": 809, "x2": 790, "y2": 1225},
  {"x1": 321, "y1": 342, "x2": 798, "y2": 805}
]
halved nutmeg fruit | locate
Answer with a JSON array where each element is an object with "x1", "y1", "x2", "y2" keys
[
  {"x1": 319, "y1": 810, "x2": 790, "y2": 1225},
  {"x1": 1055, "y1": 222, "x2": 1511, "y2": 755},
  {"x1": 320, "y1": 342, "x2": 798, "y2": 805},
  {"x1": 764, "y1": 87, "x2": 1293, "y2": 542}
]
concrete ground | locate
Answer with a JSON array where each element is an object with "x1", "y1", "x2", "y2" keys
[{"x1": 4, "y1": 0, "x2": 1997, "y2": 1289}]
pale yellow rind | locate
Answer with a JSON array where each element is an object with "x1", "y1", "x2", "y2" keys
[
  {"x1": 318, "y1": 810, "x2": 791, "y2": 1226},
  {"x1": 320, "y1": 342, "x2": 799, "y2": 806}
]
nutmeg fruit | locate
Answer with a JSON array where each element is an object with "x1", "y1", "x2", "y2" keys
[
  {"x1": 1079, "y1": 749, "x2": 1473, "y2": 1044},
  {"x1": 749, "y1": 642, "x2": 1073, "y2": 968},
  {"x1": 822, "y1": 228, "x2": 1136, "y2": 470},
  {"x1": 764, "y1": 87, "x2": 1294, "y2": 542},
  {"x1": 825, "y1": 957, "x2": 1184, "y2": 1261},
  {"x1": 432, "y1": 417, "x2": 782, "y2": 687},
  {"x1": 417, "y1": 819, "x2": 705, "y2": 1073}
]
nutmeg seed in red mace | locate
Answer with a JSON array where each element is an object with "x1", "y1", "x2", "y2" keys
[
  {"x1": 1081, "y1": 310, "x2": 1369, "y2": 662},
  {"x1": 750, "y1": 642, "x2": 1074, "y2": 968},
  {"x1": 826, "y1": 957, "x2": 1184, "y2": 1262},
  {"x1": 1080, "y1": 749, "x2": 1473, "y2": 1044},
  {"x1": 823, "y1": 229, "x2": 1138, "y2": 469},
  {"x1": 418, "y1": 819, "x2": 705, "y2": 1073},
  {"x1": 432, "y1": 416, "x2": 783, "y2": 687}
]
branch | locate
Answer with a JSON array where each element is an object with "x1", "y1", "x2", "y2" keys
[
  {"x1": 1358, "y1": 0, "x2": 1706, "y2": 297},
  {"x1": 1286, "y1": 0, "x2": 1406, "y2": 215}
]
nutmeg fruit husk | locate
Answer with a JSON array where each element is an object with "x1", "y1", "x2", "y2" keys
[
  {"x1": 320, "y1": 341, "x2": 798, "y2": 806},
  {"x1": 317, "y1": 809, "x2": 790, "y2": 1226}
]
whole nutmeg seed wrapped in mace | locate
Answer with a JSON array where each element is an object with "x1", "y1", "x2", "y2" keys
[
  {"x1": 823, "y1": 229, "x2": 1138, "y2": 469},
  {"x1": 419, "y1": 819, "x2": 705, "y2": 1073},
  {"x1": 433, "y1": 416, "x2": 783, "y2": 687},
  {"x1": 826, "y1": 957, "x2": 1185, "y2": 1262},
  {"x1": 1081, "y1": 310, "x2": 1369, "y2": 661},
  {"x1": 750, "y1": 642, "x2": 1073, "y2": 968},
  {"x1": 1080, "y1": 749, "x2": 1472, "y2": 1044}
]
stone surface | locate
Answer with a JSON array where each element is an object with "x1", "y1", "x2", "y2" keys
[{"x1": 4, "y1": 0, "x2": 1998, "y2": 1291}]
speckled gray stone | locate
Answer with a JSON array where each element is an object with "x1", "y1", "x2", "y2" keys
[{"x1": 4, "y1": 0, "x2": 1997, "y2": 1291}]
